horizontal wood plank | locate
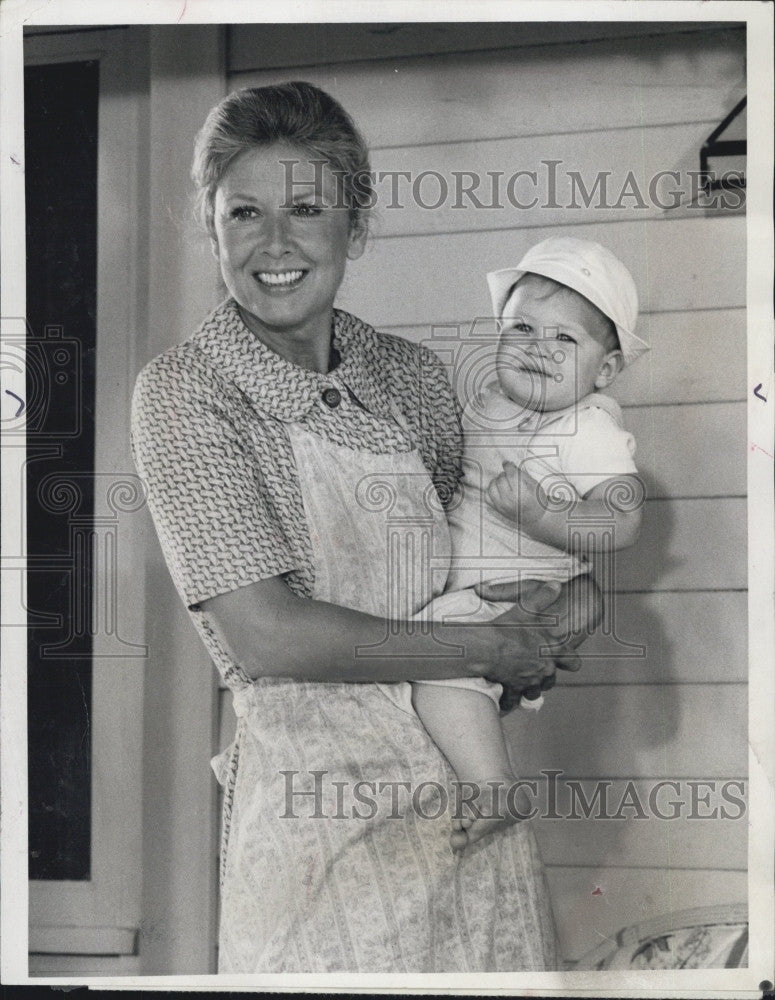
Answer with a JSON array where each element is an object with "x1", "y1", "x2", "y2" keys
[
  {"x1": 229, "y1": 23, "x2": 742, "y2": 74},
  {"x1": 456, "y1": 401, "x2": 745, "y2": 499},
  {"x1": 230, "y1": 29, "x2": 745, "y2": 146},
  {"x1": 624, "y1": 401, "x2": 745, "y2": 499},
  {"x1": 505, "y1": 683, "x2": 747, "y2": 780},
  {"x1": 380, "y1": 309, "x2": 747, "y2": 407},
  {"x1": 365, "y1": 121, "x2": 738, "y2": 238},
  {"x1": 338, "y1": 217, "x2": 746, "y2": 327},
  {"x1": 608, "y1": 310, "x2": 746, "y2": 407},
  {"x1": 566, "y1": 590, "x2": 747, "y2": 685},
  {"x1": 545, "y1": 864, "x2": 746, "y2": 962},
  {"x1": 533, "y1": 777, "x2": 747, "y2": 870},
  {"x1": 611, "y1": 498, "x2": 746, "y2": 592},
  {"x1": 446, "y1": 498, "x2": 746, "y2": 592}
]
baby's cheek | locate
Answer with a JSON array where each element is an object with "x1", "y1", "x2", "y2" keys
[
  {"x1": 494, "y1": 357, "x2": 523, "y2": 400},
  {"x1": 496, "y1": 340, "x2": 525, "y2": 371}
]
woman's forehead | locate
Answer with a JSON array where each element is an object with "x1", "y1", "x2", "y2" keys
[{"x1": 218, "y1": 143, "x2": 339, "y2": 197}]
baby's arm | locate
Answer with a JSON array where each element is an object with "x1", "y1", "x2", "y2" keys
[{"x1": 487, "y1": 464, "x2": 643, "y2": 554}]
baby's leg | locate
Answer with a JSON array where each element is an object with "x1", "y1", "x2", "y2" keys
[{"x1": 411, "y1": 682, "x2": 533, "y2": 853}]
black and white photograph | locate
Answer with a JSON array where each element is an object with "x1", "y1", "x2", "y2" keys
[{"x1": 1, "y1": 0, "x2": 773, "y2": 992}]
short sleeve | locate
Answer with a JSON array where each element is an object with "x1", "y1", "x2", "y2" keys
[
  {"x1": 418, "y1": 345, "x2": 464, "y2": 508},
  {"x1": 131, "y1": 350, "x2": 298, "y2": 607},
  {"x1": 556, "y1": 406, "x2": 638, "y2": 498}
]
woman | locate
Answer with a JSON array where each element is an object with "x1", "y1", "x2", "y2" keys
[{"x1": 131, "y1": 81, "x2": 590, "y2": 973}]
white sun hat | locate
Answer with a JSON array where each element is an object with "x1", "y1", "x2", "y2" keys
[{"x1": 486, "y1": 236, "x2": 650, "y2": 366}]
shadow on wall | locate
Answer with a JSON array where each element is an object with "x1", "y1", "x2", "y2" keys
[{"x1": 504, "y1": 471, "x2": 678, "y2": 838}]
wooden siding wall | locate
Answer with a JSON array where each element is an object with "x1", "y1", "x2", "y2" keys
[{"x1": 218, "y1": 22, "x2": 747, "y2": 963}]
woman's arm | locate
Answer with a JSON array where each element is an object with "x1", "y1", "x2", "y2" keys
[{"x1": 200, "y1": 574, "x2": 587, "y2": 688}]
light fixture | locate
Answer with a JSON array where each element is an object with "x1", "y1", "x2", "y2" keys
[{"x1": 700, "y1": 96, "x2": 746, "y2": 193}]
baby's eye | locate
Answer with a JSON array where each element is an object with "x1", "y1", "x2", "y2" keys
[{"x1": 230, "y1": 205, "x2": 258, "y2": 221}]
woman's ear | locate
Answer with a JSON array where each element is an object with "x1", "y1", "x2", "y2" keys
[
  {"x1": 347, "y1": 215, "x2": 368, "y2": 261},
  {"x1": 594, "y1": 350, "x2": 624, "y2": 389}
]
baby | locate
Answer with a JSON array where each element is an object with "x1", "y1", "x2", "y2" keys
[{"x1": 412, "y1": 236, "x2": 649, "y2": 853}]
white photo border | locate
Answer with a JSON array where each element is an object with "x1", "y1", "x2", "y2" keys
[{"x1": 1, "y1": 0, "x2": 772, "y2": 994}]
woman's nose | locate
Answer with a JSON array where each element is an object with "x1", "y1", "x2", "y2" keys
[{"x1": 258, "y1": 213, "x2": 291, "y2": 257}]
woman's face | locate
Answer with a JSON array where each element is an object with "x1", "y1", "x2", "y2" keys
[{"x1": 212, "y1": 142, "x2": 366, "y2": 356}]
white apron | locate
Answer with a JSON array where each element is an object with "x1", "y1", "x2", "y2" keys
[{"x1": 214, "y1": 422, "x2": 557, "y2": 973}]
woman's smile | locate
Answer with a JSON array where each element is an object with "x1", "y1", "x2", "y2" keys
[{"x1": 253, "y1": 268, "x2": 306, "y2": 289}]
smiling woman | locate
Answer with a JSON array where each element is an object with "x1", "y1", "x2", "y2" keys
[{"x1": 131, "y1": 81, "x2": 592, "y2": 973}]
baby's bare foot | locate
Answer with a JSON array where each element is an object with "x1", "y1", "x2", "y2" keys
[{"x1": 450, "y1": 775, "x2": 534, "y2": 854}]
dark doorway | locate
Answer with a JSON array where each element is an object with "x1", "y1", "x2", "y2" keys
[{"x1": 25, "y1": 59, "x2": 98, "y2": 881}]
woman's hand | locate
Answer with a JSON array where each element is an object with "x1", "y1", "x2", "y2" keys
[{"x1": 474, "y1": 576, "x2": 602, "y2": 710}]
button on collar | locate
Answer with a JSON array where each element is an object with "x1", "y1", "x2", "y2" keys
[{"x1": 322, "y1": 387, "x2": 342, "y2": 408}]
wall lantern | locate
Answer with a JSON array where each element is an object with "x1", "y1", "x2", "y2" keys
[{"x1": 700, "y1": 96, "x2": 746, "y2": 193}]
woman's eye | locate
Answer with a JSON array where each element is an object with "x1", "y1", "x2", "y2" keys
[
  {"x1": 513, "y1": 322, "x2": 533, "y2": 334},
  {"x1": 292, "y1": 203, "x2": 323, "y2": 217},
  {"x1": 556, "y1": 333, "x2": 575, "y2": 343},
  {"x1": 230, "y1": 206, "x2": 258, "y2": 221}
]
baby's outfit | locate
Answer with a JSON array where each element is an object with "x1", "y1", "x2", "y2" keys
[{"x1": 415, "y1": 381, "x2": 638, "y2": 706}]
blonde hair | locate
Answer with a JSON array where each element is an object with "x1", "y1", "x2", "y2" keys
[{"x1": 191, "y1": 81, "x2": 373, "y2": 238}]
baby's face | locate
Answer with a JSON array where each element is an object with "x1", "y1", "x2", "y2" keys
[{"x1": 496, "y1": 275, "x2": 622, "y2": 413}]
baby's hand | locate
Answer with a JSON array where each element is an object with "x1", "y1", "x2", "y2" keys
[{"x1": 487, "y1": 461, "x2": 545, "y2": 526}]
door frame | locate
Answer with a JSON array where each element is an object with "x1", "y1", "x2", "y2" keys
[{"x1": 23, "y1": 26, "x2": 148, "y2": 960}]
